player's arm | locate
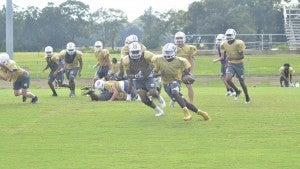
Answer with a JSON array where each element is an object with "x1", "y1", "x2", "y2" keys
[
  {"x1": 42, "y1": 62, "x2": 50, "y2": 72},
  {"x1": 78, "y1": 56, "x2": 83, "y2": 77},
  {"x1": 105, "y1": 54, "x2": 112, "y2": 69},
  {"x1": 0, "y1": 64, "x2": 13, "y2": 81},
  {"x1": 109, "y1": 86, "x2": 119, "y2": 101}
]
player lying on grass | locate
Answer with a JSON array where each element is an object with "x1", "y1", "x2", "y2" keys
[{"x1": 81, "y1": 79, "x2": 137, "y2": 101}]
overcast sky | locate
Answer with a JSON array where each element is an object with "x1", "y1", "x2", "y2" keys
[{"x1": 2, "y1": 0, "x2": 197, "y2": 21}]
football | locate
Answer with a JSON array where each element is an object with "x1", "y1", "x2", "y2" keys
[{"x1": 182, "y1": 74, "x2": 195, "y2": 84}]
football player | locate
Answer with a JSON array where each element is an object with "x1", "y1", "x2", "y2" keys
[
  {"x1": 279, "y1": 63, "x2": 295, "y2": 87},
  {"x1": 42, "y1": 46, "x2": 69, "y2": 96},
  {"x1": 220, "y1": 29, "x2": 251, "y2": 103},
  {"x1": 174, "y1": 31, "x2": 197, "y2": 103},
  {"x1": 122, "y1": 42, "x2": 166, "y2": 117},
  {"x1": 51, "y1": 42, "x2": 83, "y2": 97},
  {"x1": 213, "y1": 34, "x2": 235, "y2": 96},
  {"x1": 153, "y1": 43, "x2": 210, "y2": 121},
  {"x1": 119, "y1": 34, "x2": 147, "y2": 101},
  {"x1": 93, "y1": 41, "x2": 111, "y2": 84},
  {"x1": 82, "y1": 79, "x2": 137, "y2": 101},
  {"x1": 0, "y1": 53, "x2": 38, "y2": 103}
]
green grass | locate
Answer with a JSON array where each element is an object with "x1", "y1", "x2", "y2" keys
[
  {"x1": 0, "y1": 53, "x2": 299, "y2": 168},
  {"x1": 0, "y1": 85, "x2": 299, "y2": 169}
]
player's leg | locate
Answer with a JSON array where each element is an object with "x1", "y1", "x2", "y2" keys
[{"x1": 48, "y1": 72, "x2": 57, "y2": 96}]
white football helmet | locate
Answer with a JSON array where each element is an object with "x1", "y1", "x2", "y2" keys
[
  {"x1": 128, "y1": 42, "x2": 142, "y2": 59},
  {"x1": 174, "y1": 31, "x2": 186, "y2": 45},
  {"x1": 225, "y1": 29, "x2": 236, "y2": 41},
  {"x1": 126, "y1": 34, "x2": 139, "y2": 44},
  {"x1": 0, "y1": 53, "x2": 10, "y2": 64},
  {"x1": 162, "y1": 43, "x2": 177, "y2": 61},
  {"x1": 94, "y1": 41, "x2": 103, "y2": 52},
  {"x1": 94, "y1": 79, "x2": 105, "y2": 90},
  {"x1": 66, "y1": 42, "x2": 76, "y2": 55},
  {"x1": 44, "y1": 46, "x2": 53, "y2": 57},
  {"x1": 216, "y1": 34, "x2": 225, "y2": 45}
]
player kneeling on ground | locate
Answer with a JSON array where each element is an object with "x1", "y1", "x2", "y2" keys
[{"x1": 279, "y1": 63, "x2": 295, "y2": 87}]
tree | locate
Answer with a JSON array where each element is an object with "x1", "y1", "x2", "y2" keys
[
  {"x1": 59, "y1": 0, "x2": 90, "y2": 45},
  {"x1": 38, "y1": 2, "x2": 67, "y2": 50},
  {"x1": 91, "y1": 8, "x2": 127, "y2": 50}
]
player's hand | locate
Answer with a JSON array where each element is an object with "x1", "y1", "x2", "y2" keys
[
  {"x1": 213, "y1": 58, "x2": 218, "y2": 62},
  {"x1": 93, "y1": 65, "x2": 98, "y2": 70},
  {"x1": 134, "y1": 71, "x2": 143, "y2": 79}
]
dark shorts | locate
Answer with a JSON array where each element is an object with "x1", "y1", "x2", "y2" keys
[
  {"x1": 49, "y1": 71, "x2": 64, "y2": 84},
  {"x1": 163, "y1": 80, "x2": 181, "y2": 100},
  {"x1": 226, "y1": 62, "x2": 245, "y2": 80},
  {"x1": 133, "y1": 77, "x2": 156, "y2": 92},
  {"x1": 65, "y1": 67, "x2": 79, "y2": 80},
  {"x1": 95, "y1": 65, "x2": 109, "y2": 79},
  {"x1": 13, "y1": 72, "x2": 30, "y2": 90},
  {"x1": 98, "y1": 89, "x2": 112, "y2": 101}
]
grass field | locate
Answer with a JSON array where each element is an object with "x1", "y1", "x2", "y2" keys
[
  {"x1": 0, "y1": 86, "x2": 299, "y2": 169},
  {"x1": 0, "y1": 53, "x2": 299, "y2": 168}
]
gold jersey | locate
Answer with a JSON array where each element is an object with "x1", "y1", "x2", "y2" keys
[
  {"x1": 279, "y1": 66, "x2": 295, "y2": 81},
  {"x1": 111, "y1": 62, "x2": 120, "y2": 74},
  {"x1": 95, "y1": 49, "x2": 110, "y2": 66},
  {"x1": 154, "y1": 55, "x2": 191, "y2": 84},
  {"x1": 176, "y1": 44, "x2": 197, "y2": 60},
  {"x1": 3, "y1": 60, "x2": 26, "y2": 82},
  {"x1": 52, "y1": 50, "x2": 83, "y2": 69},
  {"x1": 104, "y1": 81, "x2": 123, "y2": 93},
  {"x1": 221, "y1": 39, "x2": 246, "y2": 64}
]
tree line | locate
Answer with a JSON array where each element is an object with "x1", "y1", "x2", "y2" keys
[{"x1": 0, "y1": 0, "x2": 299, "y2": 52}]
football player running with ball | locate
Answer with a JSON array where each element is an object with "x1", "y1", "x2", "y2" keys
[
  {"x1": 153, "y1": 43, "x2": 210, "y2": 121},
  {"x1": 220, "y1": 29, "x2": 251, "y2": 104}
]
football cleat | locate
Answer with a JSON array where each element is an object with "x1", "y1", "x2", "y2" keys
[
  {"x1": 155, "y1": 107, "x2": 164, "y2": 117},
  {"x1": 126, "y1": 94, "x2": 132, "y2": 101},
  {"x1": 197, "y1": 110, "x2": 211, "y2": 121},
  {"x1": 22, "y1": 96, "x2": 27, "y2": 102},
  {"x1": 69, "y1": 92, "x2": 76, "y2": 98},
  {"x1": 225, "y1": 91, "x2": 232, "y2": 96},
  {"x1": 31, "y1": 96, "x2": 38, "y2": 104},
  {"x1": 234, "y1": 90, "x2": 241, "y2": 100},
  {"x1": 245, "y1": 96, "x2": 251, "y2": 104},
  {"x1": 183, "y1": 107, "x2": 192, "y2": 121}
]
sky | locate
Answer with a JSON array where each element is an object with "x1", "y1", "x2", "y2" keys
[{"x1": 1, "y1": 0, "x2": 197, "y2": 21}]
